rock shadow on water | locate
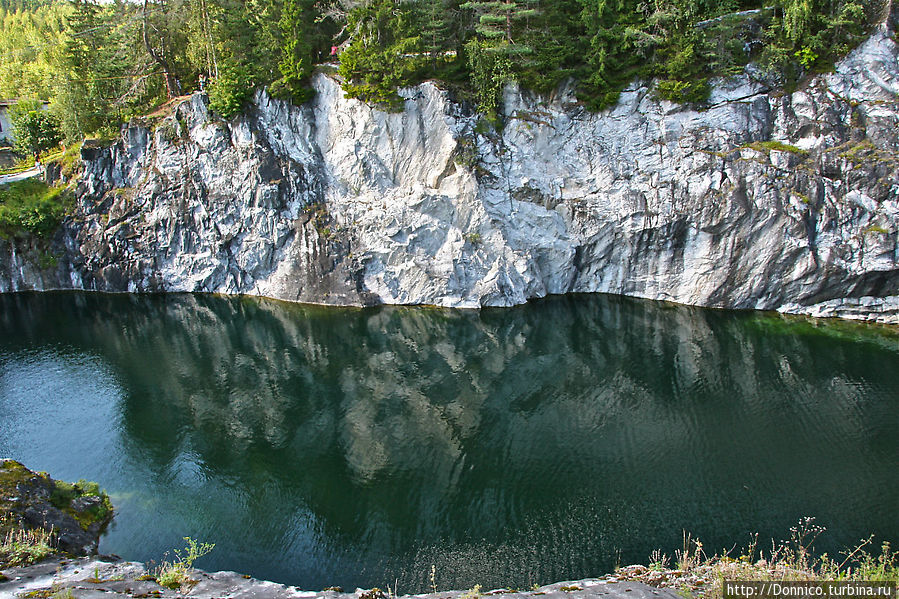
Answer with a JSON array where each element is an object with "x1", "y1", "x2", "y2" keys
[{"x1": 0, "y1": 291, "x2": 896, "y2": 591}]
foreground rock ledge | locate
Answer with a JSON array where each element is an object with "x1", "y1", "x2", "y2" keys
[{"x1": 0, "y1": 556, "x2": 679, "y2": 599}]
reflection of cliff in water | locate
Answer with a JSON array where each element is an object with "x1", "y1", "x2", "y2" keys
[{"x1": 0, "y1": 291, "x2": 896, "y2": 589}]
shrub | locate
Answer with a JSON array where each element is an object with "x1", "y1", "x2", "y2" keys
[
  {"x1": 49, "y1": 479, "x2": 113, "y2": 529},
  {"x1": 154, "y1": 537, "x2": 215, "y2": 590},
  {"x1": 466, "y1": 40, "x2": 513, "y2": 124},
  {"x1": 655, "y1": 78, "x2": 711, "y2": 104},
  {"x1": 208, "y1": 62, "x2": 255, "y2": 120},
  {"x1": 0, "y1": 179, "x2": 72, "y2": 239},
  {"x1": 9, "y1": 101, "x2": 63, "y2": 158}
]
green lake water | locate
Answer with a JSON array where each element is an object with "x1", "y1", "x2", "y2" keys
[{"x1": 0, "y1": 291, "x2": 896, "y2": 591}]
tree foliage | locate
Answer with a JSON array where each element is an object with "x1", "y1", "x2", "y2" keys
[
  {"x1": 465, "y1": 38, "x2": 513, "y2": 122},
  {"x1": 0, "y1": 0, "x2": 884, "y2": 138},
  {"x1": 337, "y1": 0, "x2": 422, "y2": 109},
  {"x1": 269, "y1": 0, "x2": 315, "y2": 104},
  {"x1": 0, "y1": 179, "x2": 70, "y2": 239}
]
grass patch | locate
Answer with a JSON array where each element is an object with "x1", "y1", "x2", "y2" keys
[
  {"x1": 0, "y1": 179, "x2": 72, "y2": 239},
  {"x1": 0, "y1": 526, "x2": 56, "y2": 567},
  {"x1": 21, "y1": 588, "x2": 75, "y2": 599},
  {"x1": 839, "y1": 141, "x2": 878, "y2": 165},
  {"x1": 792, "y1": 191, "x2": 812, "y2": 205},
  {"x1": 618, "y1": 519, "x2": 898, "y2": 599},
  {"x1": 863, "y1": 225, "x2": 889, "y2": 235}
]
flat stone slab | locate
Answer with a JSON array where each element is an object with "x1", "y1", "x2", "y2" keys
[{"x1": 0, "y1": 556, "x2": 681, "y2": 599}]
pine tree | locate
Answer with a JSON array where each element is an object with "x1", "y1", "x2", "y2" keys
[
  {"x1": 577, "y1": 0, "x2": 642, "y2": 109},
  {"x1": 460, "y1": 0, "x2": 538, "y2": 53},
  {"x1": 509, "y1": 0, "x2": 585, "y2": 94},
  {"x1": 61, "y1": 0, "x2": 107, "y2": 136},
  {"x1": 418, "y1": 0, "x2": 452, "y2": 64},
  {"x1": 337, "y1": 0, "x2": 422, "y2": 109},
  {"x1": 270, "y1": 0, "x2": 315, "y2": 104}
]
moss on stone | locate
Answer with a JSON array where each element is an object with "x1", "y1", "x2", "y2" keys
[
  {"x1": 48, "y1": 479, "x2": 114, "y2": 531},
  {"x1": 0, "y1": 460, "x2": 114, "y2": 564},
  {"x1": 747, "y1": 141, "x2": 810, "y2": 158}
]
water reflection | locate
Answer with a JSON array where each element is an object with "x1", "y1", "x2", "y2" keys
[{"x1": 0, "y1": 292, "x2": 896, "y2": 591}]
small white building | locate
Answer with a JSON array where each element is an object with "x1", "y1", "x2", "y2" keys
[
  {"x1": 0, "y1": 100, "x2": 14, "y2": 143},
  {"x1": 0, "y1": 99, "x2": 51, "y2": 145}
]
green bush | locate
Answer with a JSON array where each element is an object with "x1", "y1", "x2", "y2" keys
[
  {"x1": 466, "y1": 40, "x2": 513, "y2": 124},
  {"x1": 9, "y1": 101, "x2": 63, "y2": 158},
  {"x1": 48, "y1": 479, "x2": 113, "y2": 529},
  {"x1": 655, "y1": 78, "x2": 711, "y2": 104}
]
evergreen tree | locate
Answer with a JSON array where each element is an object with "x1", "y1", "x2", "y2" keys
[
  {"x1": 577, "y1": 0, "x2": 642, "y2": 108},
  {"x1": 418, "y1": 0, "x2": 453, "y2": 64},
  {"x1": 337, "y1": 0, "x2": 422, "y2": 109},
  {"x1": 511, "y1": 0, "x2": 584, "y2": 93},
  {"x1": 460, "y1": 0, "x2": 538, "y2": 53},
  {"x1": 60, "y1": 0, "x2": 109, "y2": 136},
  {"x1": 269, "y1": 0, "x2": 316, "y2": 104}
]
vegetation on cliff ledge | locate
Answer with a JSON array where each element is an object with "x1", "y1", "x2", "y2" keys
[{"x1": 0, "y1": 179, "x2": 72, "y2": 240}]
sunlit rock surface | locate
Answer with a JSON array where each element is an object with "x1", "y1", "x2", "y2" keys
[
  {"x1": 1, "y1": 17, "x2": 897, "y2": 322},
  {"x1": 0, "y1": 556, "x2": 680, "y2": 599}
]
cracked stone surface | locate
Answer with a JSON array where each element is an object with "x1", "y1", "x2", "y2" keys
[
  {"x1": 0, "y1": 557, "x2": 681, "y2": 599},
  {"x1": 1, "y1": 15, "x2": 898, "y2": 322}
]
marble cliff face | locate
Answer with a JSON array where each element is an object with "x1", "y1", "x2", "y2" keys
[{"x1": 1, "y1": 19, "x2": 898, "y2": 322}]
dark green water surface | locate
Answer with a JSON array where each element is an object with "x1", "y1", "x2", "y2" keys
[{"x1": 0, "y1": 292, "x2": 897, "y2": 591}]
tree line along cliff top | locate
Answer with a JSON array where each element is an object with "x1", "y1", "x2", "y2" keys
[{"x1": 0, "y1": 0, "x2": 887, "y2": 142}]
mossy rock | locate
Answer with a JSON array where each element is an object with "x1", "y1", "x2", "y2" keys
[
  {"x1": 0, "y1": 460, "x2": 114, "y2": 562},
  {"x1": 0, "y1": 459, "x2": 34, "y2": 520},
  {"x1": 48, "y1": 479, "x2": 114, "y2": 531}
]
